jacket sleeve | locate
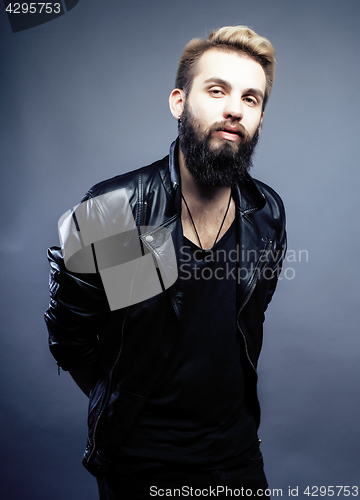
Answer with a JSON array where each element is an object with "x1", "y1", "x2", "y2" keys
[
  {"x1": 264, "y1": 196, "x2": 287, "y2": 310},
  {"x1": 44, "y1": 246, "x2": 110, "y2": 371}
]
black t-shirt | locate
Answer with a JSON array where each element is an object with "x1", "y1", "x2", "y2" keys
[{"x1": 117, "y1": 221, "x2": 258, "y2": 471}]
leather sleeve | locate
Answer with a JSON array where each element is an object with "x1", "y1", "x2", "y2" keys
[
  {"x1": 44, "y1": 246, "x2": 110, "y2": 371},
  {"x1": 264, "y1": 197, "x2": 287, "y2": 310}
]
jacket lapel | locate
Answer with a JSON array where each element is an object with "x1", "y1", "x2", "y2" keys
[{"x1": 233, "y1": 176, "x2": 269, "y2": 310}]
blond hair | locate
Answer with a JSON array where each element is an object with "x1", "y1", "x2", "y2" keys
[{"x1": 175, "y1": 26, "x2": 276, "y2": 109}]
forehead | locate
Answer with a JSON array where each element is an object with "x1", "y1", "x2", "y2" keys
[{"x1": 192, "y1": 48, "x2": 266, "y2": 93}]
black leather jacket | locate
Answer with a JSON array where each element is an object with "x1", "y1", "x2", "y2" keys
[{"x1": 45, "y1": 140, "x2": 286, "y2": 478}]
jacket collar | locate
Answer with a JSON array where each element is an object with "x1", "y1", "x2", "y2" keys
[
  {"x1": 165, "y1": 138, "x2": 266, "y2": 215},
  {"x1": 168, "y1": 140, "x2": 180, "y2": 190}
]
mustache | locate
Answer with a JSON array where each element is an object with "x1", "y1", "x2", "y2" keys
[{"x1": 208, "y1": 121, "x2": 252, "y2": 142}]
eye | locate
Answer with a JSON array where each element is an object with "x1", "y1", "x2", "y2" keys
[
  {"x1": 243, "y1": 96, "x2": 257, "y2": 106},
  {"x1": 208, "y1": 87, "x2": 225, "y2": 97}
]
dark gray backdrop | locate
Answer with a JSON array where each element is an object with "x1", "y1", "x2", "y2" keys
[{"x1": 1, "y1": 1, "x2": 359, "y2": 498}]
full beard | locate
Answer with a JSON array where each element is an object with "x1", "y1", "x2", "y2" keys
[{"x1": 178, "y1": 103, "x2": 260, "y2": 187}]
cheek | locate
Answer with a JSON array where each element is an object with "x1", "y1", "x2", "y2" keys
[
  {"x1": 192, "y1": 102, "x2": 223, "y2": 128},
  {"x1": 245, "y1": 111, "x2": 263, "y2": 134},
  {"x1": 189, "y1": 97, "x2": 222, "y2": 125}
]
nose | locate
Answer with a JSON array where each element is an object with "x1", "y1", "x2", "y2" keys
[{"x1": 223, "y1": 95, "x2": 243, "y2": 122}]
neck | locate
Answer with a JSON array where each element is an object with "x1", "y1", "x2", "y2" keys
[
  {"x1": 178, "y1": 149, "x2": 231, "y2": 206},
  {"x1": 178, "y1": 149, "x2": 235, "y2": 249}
]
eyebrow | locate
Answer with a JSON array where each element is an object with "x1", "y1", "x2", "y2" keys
[
  {"x1": 204, "y1": 77, "x2": 230, "y2": 87},
  {"x1": 245, "y1": 88, "x2": 265, "y2": 102},
  {"x1": 204, "y1": 78, "x2": 264, "y2": 102}
]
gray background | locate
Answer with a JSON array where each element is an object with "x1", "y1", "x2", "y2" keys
[{"x1": 1, "y1": 0, "x2": 359, "y2": 498}]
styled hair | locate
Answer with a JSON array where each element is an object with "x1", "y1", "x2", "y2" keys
[{"x1": 175, "y1": 26, "x2": 276, "y2": 109}]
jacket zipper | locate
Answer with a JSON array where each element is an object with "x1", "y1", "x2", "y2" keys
[
  {"x1": 86, "y1": 307, "x2": 129, "y2": 464},
  {"x1": 143, "y1": 200, "x2": 148, "y2": 225},
  {"x1": 88, "y1": 173, "x2": 148, "y2": 466},
  {"x1": 236, "y1": 239, "x2": 273, "y2": 382},
  {"x1": 236, "y1": 240, "x2": 272, "y2": 430}
]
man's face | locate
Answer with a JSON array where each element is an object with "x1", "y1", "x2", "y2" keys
[
  {"x1": 185, "y1": 48, "x2": 266, "y2": 149},
  {"x1": 176, "y1": 49, "x2": 266, "y2": 186}
]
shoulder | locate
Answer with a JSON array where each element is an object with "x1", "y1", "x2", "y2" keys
[
  {"x1": 81, "y1": 156, "x2": 169, "y2": 201},
  {"x1": 253, "y1": 178, "x2": 286, "y2": 220},
  {"x1": 249, "y1": 178, "x2": 286, "y2": 241}
]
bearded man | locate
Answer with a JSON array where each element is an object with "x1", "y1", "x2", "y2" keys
[{"x1": 45, "y1": 25, "x2": 286, "y2": 499}]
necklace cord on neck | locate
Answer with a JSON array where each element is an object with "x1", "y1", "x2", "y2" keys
[{"x1": 181, "y1": 191, "x2": 232, "y2": 250}]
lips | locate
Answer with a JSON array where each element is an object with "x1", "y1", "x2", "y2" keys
[
  {"x1": 214, "y1": 126, "x2": 243, "y2": 142},
  {"x1": 211, "y1": 121, "x2": 246, "y2": 142},
  {"x1": 223, "y1": 126, "x2": 241, "y2": 135}
]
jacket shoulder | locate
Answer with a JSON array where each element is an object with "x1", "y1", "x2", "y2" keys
[
  {"x1": 253, "y1": 178, "x2": 285, "y2": 219},
  {"x1": 250, "y1": 178, "x2": 286, "y2": 241},
  {"x1": 82, "y1": 156, "x2": 169, "y2": 200}
]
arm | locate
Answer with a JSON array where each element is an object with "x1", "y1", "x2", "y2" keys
[
  {"x1": 44, "y1": 246, "x2": 109, "y2": 375},
  {"x1": 69, "y1": 364, "x2": 97, "y2": 397},
  {"x1": 264, "y1": 195, "x2": 287, "y2": 310},
  {"x1": 266, "y1": 228, "x2": 286, "y2": 304}
]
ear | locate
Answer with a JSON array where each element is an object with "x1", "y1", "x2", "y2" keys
[
  {"x1": 258, "y1": 112, "x2": 264, "y2": 133},
  {"x1": 169, "y1": 88, "x2": 185, "y2": 120}
]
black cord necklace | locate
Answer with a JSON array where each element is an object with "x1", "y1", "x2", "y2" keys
[{"x1": 181, "y1": 191, "x2": 232, "y2": 250}]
